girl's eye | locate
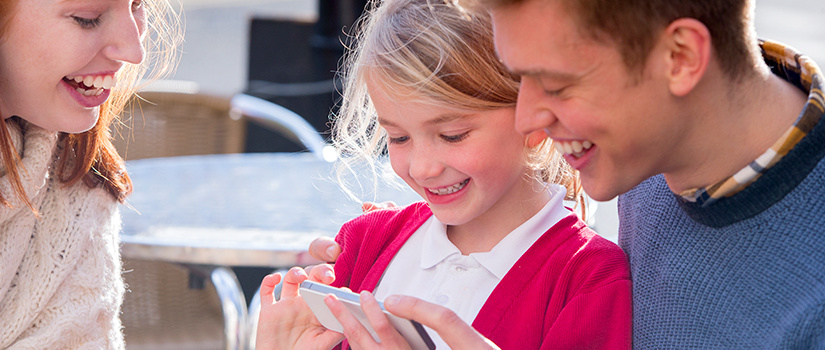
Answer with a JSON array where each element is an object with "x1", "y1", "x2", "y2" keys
[
  {"x1": 132, "y1": 0, "x2": 144, "y2": 12},
  {"x1": 73, "y1": 16, "x2": 102, "y2": 29},
  {"x1": 388, "y1": 136, "x2": 409, "y2": 145},
  {"x1": 442, "y1": 132, "x2": 469, "y2": 143}
]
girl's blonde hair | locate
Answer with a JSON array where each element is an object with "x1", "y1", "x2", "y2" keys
[
  {"x1": 0, "y1": 0, "x2": 182, "y2": 210},
  {"x1": 333, "y1": 0, "x2": 584, "y2": 211}
]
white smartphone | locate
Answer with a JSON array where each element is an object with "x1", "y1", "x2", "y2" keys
[{"x1": 298, "y1": 280, "x2": 435, "y2": 350}]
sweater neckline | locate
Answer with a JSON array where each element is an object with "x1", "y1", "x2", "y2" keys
[
  {"x1": 675, "y1": 43, "x2": 825, "y2": 227},
  {"x1": 0, "y1": 118, "x2": 58, "y2": 222}
]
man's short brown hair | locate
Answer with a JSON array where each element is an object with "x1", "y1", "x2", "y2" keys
[{"x1": 476, "y1": 0, "x2": 758, "y2": 79}]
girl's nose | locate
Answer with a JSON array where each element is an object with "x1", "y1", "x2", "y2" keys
[{"x1": 408, "y1": 145, "x2": 444, "y2": 182}]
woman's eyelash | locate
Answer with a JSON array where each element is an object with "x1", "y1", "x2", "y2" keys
[{"x1": 73, "y1": 16, "x2": 102, "y2": 29}]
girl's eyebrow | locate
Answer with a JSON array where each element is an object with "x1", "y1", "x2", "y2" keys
[
  {"x1": 378, "y1": 113, "x2": 470, "y2": 128},
  {"x1": 427, "y1": 113, "x2": 468, "y2": 125}
]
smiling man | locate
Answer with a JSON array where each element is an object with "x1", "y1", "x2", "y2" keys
[
  {"x1": 485, "y1": 0, "x2": 825, "y2": 347},
  {"x1": 306, "y1": 0, "x2": 825, "y2": 347}
]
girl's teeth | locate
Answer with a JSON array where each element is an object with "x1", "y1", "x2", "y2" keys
[
  {"x1": 428, "y1": 179, "x2": 469, "y2": 195},
  {"x1": 83, "y1": 75, "x2": 95, "y2": 87}
]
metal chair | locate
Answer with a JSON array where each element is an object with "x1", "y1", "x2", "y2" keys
[
  {"x1": 113, "y1": 88, "x2": 333, "y2": 161},
  {"x1": 121, "y1": 260, "x2": 247, "y2": 350}
]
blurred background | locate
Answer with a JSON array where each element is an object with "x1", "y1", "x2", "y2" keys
[{"x1": 163, "y1": 0, "x2": 825, "y2": 241}]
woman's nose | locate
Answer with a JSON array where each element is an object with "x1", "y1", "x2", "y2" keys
[{"x1": 102, "y1": 10, "x2": 146, "y2": 64}]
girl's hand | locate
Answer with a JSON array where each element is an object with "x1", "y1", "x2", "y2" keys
[
  {"x1": 325, "y1": 292, "x2": 500, "y2": 350},
  {"x1": 382, "y1": 295, "x2": 500, "y2": 350},
  {"x1": 256, "y1": 266, "x2": 344, "y2": 350},
  {"x1": 324, "y1": 291, "x2": 412, "y2": 350}
]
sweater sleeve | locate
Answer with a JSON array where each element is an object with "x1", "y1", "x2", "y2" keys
[{"x1": 542, "y1": 278, "x2": 632, "y2": 350}]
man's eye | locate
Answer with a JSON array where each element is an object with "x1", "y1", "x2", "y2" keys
[
  {"x1": 73, "y1": 16, "x2": 102, "y2": 29},
  {"x1": 542, "y1": 85, "x2": 568, "y2": 97}
]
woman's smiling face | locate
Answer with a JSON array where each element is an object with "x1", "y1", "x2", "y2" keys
[{"x1": 0, "y1": 0, "x2": 146, "y2": 133}]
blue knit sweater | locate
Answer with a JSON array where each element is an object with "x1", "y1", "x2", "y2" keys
[{"x1": 618, "y1": 54, "x2": 825, "y2": 348}]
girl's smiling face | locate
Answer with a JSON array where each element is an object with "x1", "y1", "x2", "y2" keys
[
  {"x1": 368, "y1": 80, "x2": 540, "y2": 232},
  {"x1": 0, "y1": 0, "x2": 146, "y2": 133}
]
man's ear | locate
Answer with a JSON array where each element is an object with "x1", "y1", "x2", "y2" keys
[{"x1": 662, "y1": 18, "x2": 711, "y2": 97}]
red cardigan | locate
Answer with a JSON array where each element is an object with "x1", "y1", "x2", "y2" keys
[{"x1": 332, "y1": 202, "x2": 631, "y2": 349}]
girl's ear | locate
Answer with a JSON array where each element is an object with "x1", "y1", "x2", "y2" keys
[{"x1": 661, "y1": 18, "x2": 712, "y2": 97}]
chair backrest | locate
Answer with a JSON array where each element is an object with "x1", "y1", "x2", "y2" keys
[
  {"x1": 112, "y1": 90, "x2": 334, "y2": 161},
  {"x1": 113, "y1": 91, "x2": 246, "y2": 161}
]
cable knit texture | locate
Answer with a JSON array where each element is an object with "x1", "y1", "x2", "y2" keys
[{"x1": 0, "y1": 119, "x2": 125, "y2": 349}]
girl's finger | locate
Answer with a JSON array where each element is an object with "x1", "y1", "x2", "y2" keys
[
  {"x1": 259, "y1": 273, "x2": 282, "y2": 305},
  {"x1": 325, "y1": 294, "x2": 378, "y2": 349},
  {"x1": 306, "y1": 263, "x2": 336, "y2": 284},
  {"x1": 359, "y1": 291, "x2": 410, "y2": 349},
  {"x1": 280, "y1": 266, "x2": 309, "y2": 298},
  {"x1": 308, "y1": 236, "x2": 341, "y2": 262},
  {"x1": 384, "y1": 295, "x2": 499, "y2": 349}
]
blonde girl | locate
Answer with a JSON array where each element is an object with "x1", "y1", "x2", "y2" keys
[{"x1": 256, "y1": 1, "x2": 630, "y2": 349}]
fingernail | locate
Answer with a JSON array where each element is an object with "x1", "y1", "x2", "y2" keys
[
  {"x1": 326, "y1": 246, "x2": 336, "y2": 257},
  {"x1": 385, "y1": 295, "x2": 399, "y2": 306},
  {"x1": 324, "y1": 270, "x2": 334, "y2": 278}
]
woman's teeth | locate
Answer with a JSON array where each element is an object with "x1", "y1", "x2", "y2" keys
[
  {"x1": 428, "y1": 179, "x2": 469, "y2": 195},
  {"x1": 65, "y1": 74, "x2": 117, "y2": 96},
  {"x1": 554, "y1": 140, "x2": 594, "y2": 158}
]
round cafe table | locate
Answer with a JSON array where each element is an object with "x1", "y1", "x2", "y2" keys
[{"x1": 119, "y1": 152, "x2": 420, "y2": 268}]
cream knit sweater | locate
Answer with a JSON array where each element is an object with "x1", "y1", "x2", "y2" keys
[{"x1": 0, "y1": 120, "x2": 124, "y2": 349}]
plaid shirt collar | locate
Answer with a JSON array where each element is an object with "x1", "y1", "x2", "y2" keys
[{"x1": 679, "y1": 39, "x2": 825, "y2": 206}]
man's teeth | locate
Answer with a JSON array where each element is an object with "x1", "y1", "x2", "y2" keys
[
  {"x1": 428, "y1": 179, "x2": 469, "y2": 195},
  {"x1": 554, "y1": 140, "x2": 594, "y2": 157}
]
